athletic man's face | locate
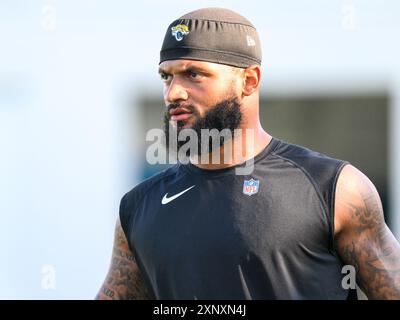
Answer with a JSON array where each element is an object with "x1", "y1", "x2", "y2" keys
[{"x1": 158, "y1": 59, "x2": 243, "y2": 131}]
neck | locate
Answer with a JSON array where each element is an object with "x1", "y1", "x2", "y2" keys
[{"x1": 191, "y1": 122, "x2": 271, "y2": 170}]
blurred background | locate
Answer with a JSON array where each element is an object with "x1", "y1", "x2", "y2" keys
[{"x1": 1, "y1": 0, "x2": 399, "y2": 299}]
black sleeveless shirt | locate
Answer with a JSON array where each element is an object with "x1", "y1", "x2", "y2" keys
[{"x1": 120, "y1": 137, "x2": 356, "y2": 299}]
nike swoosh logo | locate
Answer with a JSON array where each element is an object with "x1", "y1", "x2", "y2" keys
[{"x1": 161, "y1": 185, "x2": 196, "y2": 205}]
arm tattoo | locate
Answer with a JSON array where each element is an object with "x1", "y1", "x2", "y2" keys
[
  {"x1": 336, "y1": 181, "x2": 400, "y2": 299},
  {"x1": 95, "y1": 220, "x2": 152, "y2": 300},
  {"x1": 345, "y1": 194, "x2": 381, "y2": 235}
]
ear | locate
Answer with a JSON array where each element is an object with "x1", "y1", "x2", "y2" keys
[{"x1": 242, "y1": 65, "x2": 261, "y2": 96}]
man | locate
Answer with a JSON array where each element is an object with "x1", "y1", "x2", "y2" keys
[{"x1": 96, "y1": 8, "x2": 400, "y2": 299}]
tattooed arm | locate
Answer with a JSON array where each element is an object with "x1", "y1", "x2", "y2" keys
[
  {"x1": 95, "y1": 217, "x2": 151, "y2": 300},
  {"x1": 334, "y1": 164, "x2": 400, "y2": 299}
]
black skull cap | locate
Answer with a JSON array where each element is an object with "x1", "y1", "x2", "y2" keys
[{"x1": 160, "y1": 7, "x2": 262, "y2": 68}]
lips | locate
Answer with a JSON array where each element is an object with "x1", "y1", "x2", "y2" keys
[{"x1": 169, "y1": 107, "x2": 193, "y2": 121}]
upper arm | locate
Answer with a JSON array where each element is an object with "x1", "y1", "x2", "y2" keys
[
  {"x1": 95, "y1": 217, "x2": 151, "y2": 300},
  {"x1": 334, "y1": 164, "x2": 400, "y2": 299}
]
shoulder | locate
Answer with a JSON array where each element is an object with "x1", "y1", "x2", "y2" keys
[
  {"x1": 334, "y1": 163, "x2": 384, "y2": 235},
  {"x1": 272, "y1": 139, "x2": 345, "y2": 166},
  {"x1": 119, "y1": 164, "x2": 181, "y2": 236},
  {"x1": 271, "y1": 139, "x2": 348, "y2": 189},
  {"x1": 122, "y1": 164, "x2": 181, "y2": 209}
]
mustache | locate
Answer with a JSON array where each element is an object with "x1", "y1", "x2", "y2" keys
[{"x1": 166, "y1": 103, "x2": 197, "y2": 115}]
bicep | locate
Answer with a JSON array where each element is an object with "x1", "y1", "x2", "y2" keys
[
  {"x1": 334, "y1": 164, "x2": 400, "y2": 299},
  {"x1": 95, "y1": 217, "x2": 151, "y2": 300}
]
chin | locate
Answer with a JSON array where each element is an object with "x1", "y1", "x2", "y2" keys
[{"x1": 178, "y1": 118, "x2": 196, "y2": 130}]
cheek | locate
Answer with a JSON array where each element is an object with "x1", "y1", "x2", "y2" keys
[
  {"x1": 192, "y1": 78, "x2": 237, "y2": 111},
  {"x1": 210, "y1": 79, "x2": 239, "y2": 100}
]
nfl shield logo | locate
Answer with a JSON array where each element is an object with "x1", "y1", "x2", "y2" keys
[{"x1": 243, "y1": 179, "x2": 260, "y2": 196}]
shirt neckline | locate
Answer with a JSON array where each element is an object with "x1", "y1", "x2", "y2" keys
[{"x1": 181, "y1": 136, "x2": 280, "y2": 177}]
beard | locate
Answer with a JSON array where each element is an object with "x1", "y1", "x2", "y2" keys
[{"x1": 163, "y1": 97, "x2": 242, "y2": 159}]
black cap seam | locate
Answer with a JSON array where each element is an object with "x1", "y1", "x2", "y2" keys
[
  {"x1": 158, "y1": 57, "x2": 251, "y2": 69},
  {"x1": 160, "y1": 46, "x2": 261, "y2": 64}
]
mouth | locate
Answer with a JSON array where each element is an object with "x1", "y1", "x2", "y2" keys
[{"x1": 169, "y1": 108, "x2": 193, "y2": 121}]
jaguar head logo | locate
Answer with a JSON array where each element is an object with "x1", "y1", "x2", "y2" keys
[{"x1": 171, "y1": 24, "x2": 190, "y2": 41}]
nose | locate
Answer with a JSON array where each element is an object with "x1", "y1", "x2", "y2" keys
[{"x1": 164, "y1": 78, "x2": 188, "y2": 104}]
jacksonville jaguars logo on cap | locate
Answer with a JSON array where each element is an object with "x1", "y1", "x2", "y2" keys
[
  {"x1": 243, "y1": 179, "x2": 260, "y2": 196},
  {"x1": 171, "y1": 24, "x2": 190, "y2": 41}
]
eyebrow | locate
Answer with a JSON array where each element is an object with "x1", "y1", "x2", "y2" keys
[{"x1": 158, "y1": 65, "x2": 210, "y2": 76}]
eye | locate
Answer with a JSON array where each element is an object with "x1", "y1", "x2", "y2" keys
[
  {"x1": 160, "y1": 72, "x2": 171, "y2": 81},
  {"x1": 188, "y1": 70, "x2": 203, "y2": 80},
  {"x1": 189, "y1": 71, "x2": 198, "y2": 78}
]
